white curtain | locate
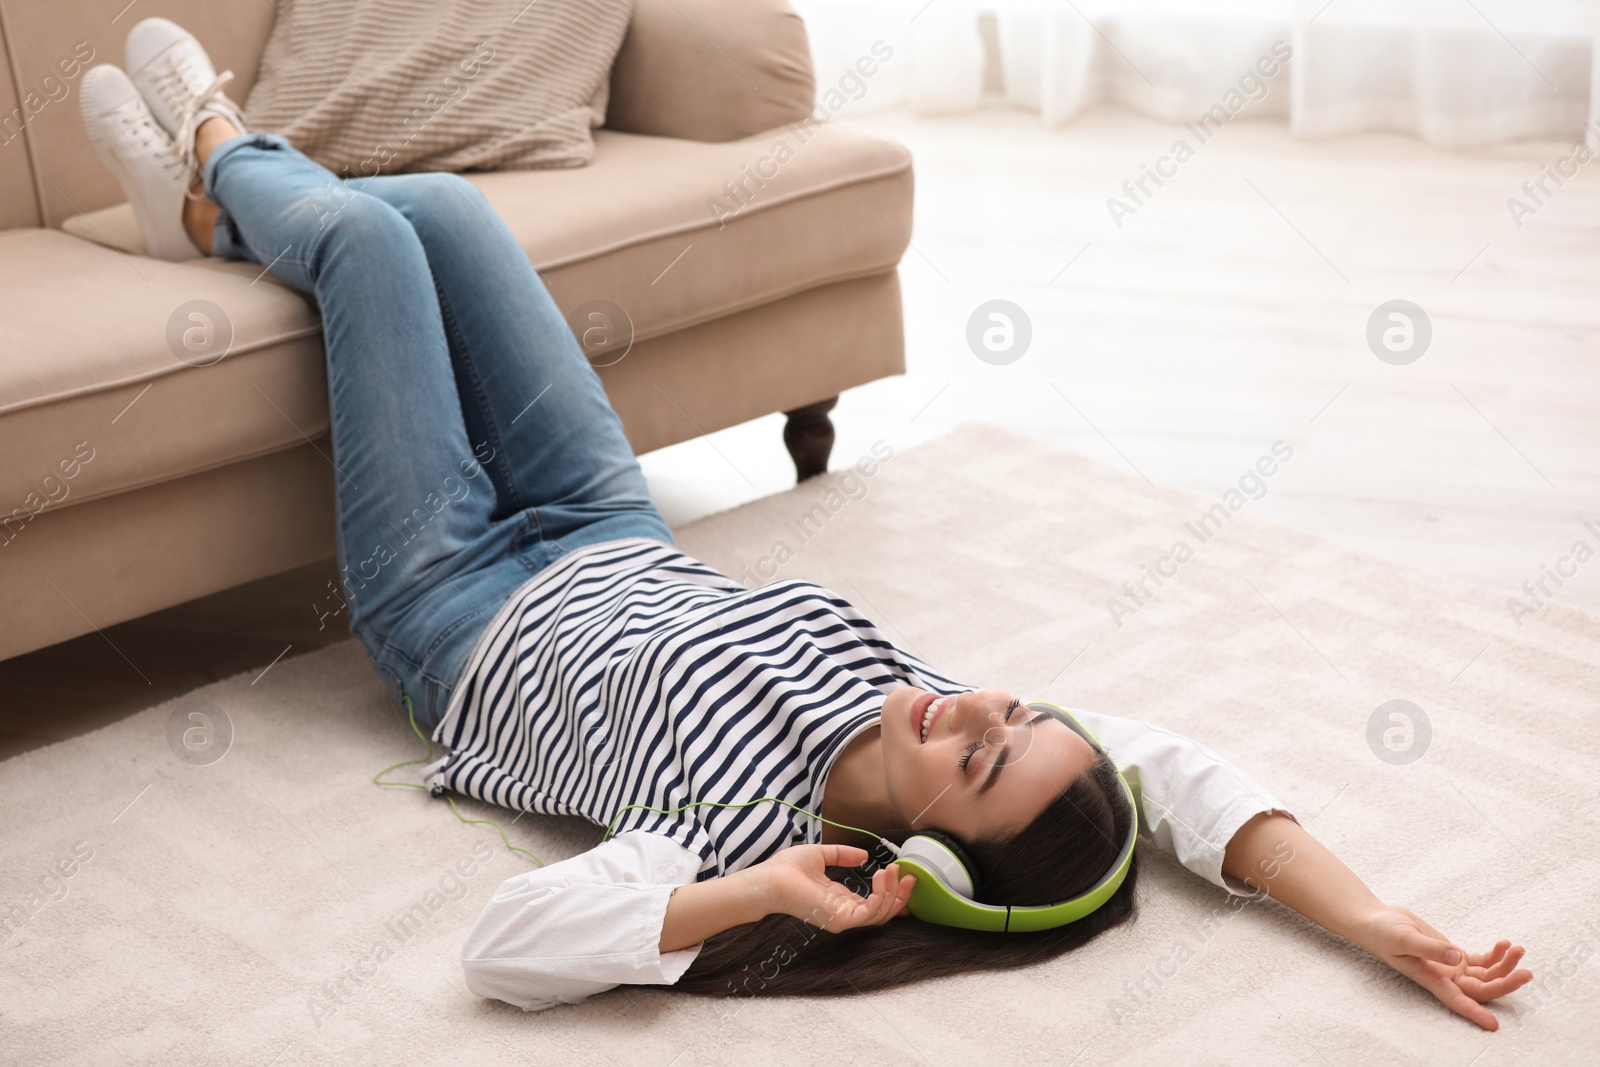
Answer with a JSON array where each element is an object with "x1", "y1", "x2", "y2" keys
[{"x1": 788, "y1": 0, "x2": 1599, "y2": 150}]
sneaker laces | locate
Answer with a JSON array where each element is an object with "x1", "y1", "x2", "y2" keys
[
  {"x1": 174, "y1": 71, "x2": 245, "y2": 200},
  {"x1": 145, "y1": 47, "x2": 246, "y2": 128},
  {"x1": 117, "y1": 106, "x2": 187, "y2": 184},
  {"x1": 144, "y1": 61, "x2": 194, "y2": 116}
]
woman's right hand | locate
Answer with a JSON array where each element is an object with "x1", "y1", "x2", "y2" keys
[{"x1": 748, "y1": 844, "x2": 916, "y2": 932}]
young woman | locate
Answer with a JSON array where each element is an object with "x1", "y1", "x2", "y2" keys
[{"x1": 83, "y1": 18, "x2": 1530, "y2": 1027}]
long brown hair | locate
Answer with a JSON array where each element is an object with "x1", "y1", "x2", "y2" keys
[{"x1": 671, "y1": 752, "x2": 1138, "y2": 997}]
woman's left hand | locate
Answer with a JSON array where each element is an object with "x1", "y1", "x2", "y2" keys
[{"x1": 1356, "y1": 906, "x2": 1532, "y2": 1030}]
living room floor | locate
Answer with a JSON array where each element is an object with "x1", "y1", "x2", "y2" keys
[{"x1": 5, "y1": 104, "x2": 1597, "y2": 760}]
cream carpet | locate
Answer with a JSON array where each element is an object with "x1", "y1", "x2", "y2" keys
[{"x1": 4, "y1": 423, "x2": 1597, "y2": 1066}]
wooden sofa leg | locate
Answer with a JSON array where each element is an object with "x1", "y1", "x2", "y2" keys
[{"x1": 782, "y1": 396, "x2": 838, "y2": 482}]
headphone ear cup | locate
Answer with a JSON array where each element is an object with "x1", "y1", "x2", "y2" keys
[{"x1": 907, "y1": 829, "x2": 983, "y2": 900}]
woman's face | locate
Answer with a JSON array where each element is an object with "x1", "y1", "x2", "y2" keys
[{"x1": 880, "y1": 687, "x2": 1095, "y2": 842}]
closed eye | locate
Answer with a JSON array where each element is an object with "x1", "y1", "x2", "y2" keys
[
  {"x1": 976, "y1": 708, "x2": 1052, "y2": 795},
  {"x1": 957, "y1": 698, "x2": 1029, "y2": 776}
]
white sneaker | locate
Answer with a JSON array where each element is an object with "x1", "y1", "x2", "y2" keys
[
  {"x1": 79, "y1": 65, "x2": 199, "y2": 261},
  {"x1": 125, "y1": 17, "x2": 246, "y2": 183}
]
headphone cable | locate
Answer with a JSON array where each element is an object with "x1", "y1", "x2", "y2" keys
[
  {"x1": 601, "y1": 797, "x2": 902, "y2": 858},
  {"x1": 373, "y1": 696, "x2": 545, "y2": 866},
  {"x1": 375, "y1": 697, "x2": 903, "y2": 868}
]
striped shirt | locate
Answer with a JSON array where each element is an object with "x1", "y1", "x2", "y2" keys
[{"x1": 427, "y1": 537, "x2": 971, "y2": 879}]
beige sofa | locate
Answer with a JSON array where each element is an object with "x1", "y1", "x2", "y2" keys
[{"x1": 0, "y1": 0, "x2": 914, "y2": 662}]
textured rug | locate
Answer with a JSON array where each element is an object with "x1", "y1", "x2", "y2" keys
[{"x1": 4, "y1": 423, "x2": 1597, "y2": 1067}]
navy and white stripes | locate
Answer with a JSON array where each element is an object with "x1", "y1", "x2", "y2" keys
[{"x1": 427, "y1": 537, "x2": 972, "y2": 879}]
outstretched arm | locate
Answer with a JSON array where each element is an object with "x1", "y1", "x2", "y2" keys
[
  {"x1": 1068, "y1": 707, "x2": 1533, "y2": 1029},
  {"x1": 1222, "y1": 812, "x2": 1532, "y2": 1031}
]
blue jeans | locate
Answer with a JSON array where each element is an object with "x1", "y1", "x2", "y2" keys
[{"x1": 204, "y1": 133, "x2": 673, "y2": 730}]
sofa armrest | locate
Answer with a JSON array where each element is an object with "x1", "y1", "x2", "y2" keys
[{"x1": 606, "y1": 0, "x2": 815, "y2": 141}]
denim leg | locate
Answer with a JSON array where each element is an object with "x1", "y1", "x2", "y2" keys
[
  {"x1": 205, "y1": 134, "x2": 540, "y2": 722},
  {"x1": 344, "y1": 172, "x2": 673, "y2": 552}
]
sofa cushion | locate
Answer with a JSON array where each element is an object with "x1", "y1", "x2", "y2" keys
[
  {"x1": 606, "y1": 0, "x2": 816, "y2": 142},
  {"x1": 9, "y1": 120, "x2": 911, "y2": 521},
  {"x1": 64, "y1": 122, "x2": 913, "y2": 345},
  {"x1": 0, "y1": 229, "x2": 325, "y2": 525}
]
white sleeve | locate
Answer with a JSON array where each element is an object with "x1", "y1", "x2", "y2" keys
[
  {"x1": 461, "y1": 830, "x2": 706, "y2": 1011},
  {"x1": 1070, "y1": 707, "x2": 1298, "y2": 896}
]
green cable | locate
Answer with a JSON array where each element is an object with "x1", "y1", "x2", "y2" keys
[
  {"x1": 373, "y1": 695, "x2": 544, "y2": 867},
  {"x1": 601, "y1": 795, "x2": 894, "y2": 855},
  {"x1": 377, "y1": 698, "x2": 894, "y2": 870}
]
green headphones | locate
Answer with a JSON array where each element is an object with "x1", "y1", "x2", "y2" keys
[
  {"x1": 890, "y1": 700, "x2": 1140, "y2": 932},
  {"x1": 596, "y1": 698, "x2": 1141, "y2": 934}
]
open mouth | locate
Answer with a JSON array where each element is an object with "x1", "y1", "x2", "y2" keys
[{"x1": 910, "y1": 691, "x2": 954, "y2": 744}]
